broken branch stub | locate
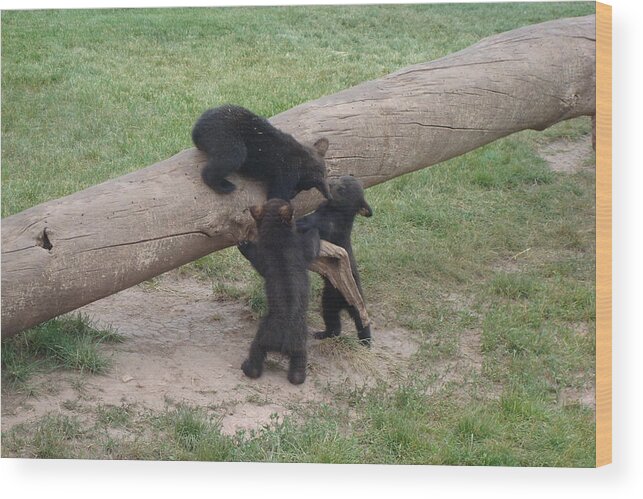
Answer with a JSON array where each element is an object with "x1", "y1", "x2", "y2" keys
[{"x1": 309, "y1": 240, "x2": 370, "y2": 327}]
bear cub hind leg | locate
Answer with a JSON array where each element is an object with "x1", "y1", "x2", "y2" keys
[
  {"x1": 314, "y1": 284, "x2": 344, "y2": 340},
  {"x1": 241, "y1": 338, "x2": 267, "y2": 379}
]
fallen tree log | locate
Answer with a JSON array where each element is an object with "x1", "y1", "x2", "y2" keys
[{"x1": 1, "y1": 15, "x2": 596, "y2": 338}]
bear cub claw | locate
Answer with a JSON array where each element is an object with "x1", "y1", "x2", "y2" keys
[{"x1": 358, "y1": 335, "x2": 372, "y2": 348}]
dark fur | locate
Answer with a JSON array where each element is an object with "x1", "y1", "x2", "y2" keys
[
  {"x1": 192, "y1": 104, "x2": 331, "y2": 200},
  {"x1": 238, "y1": 199, "x2": 320, "y2": 385},
  {"x1": 296, "y1": 176, "x2": 373, "y2": 346}
]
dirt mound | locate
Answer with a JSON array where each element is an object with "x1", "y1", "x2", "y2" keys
[{"x1": 538, "y1": 134, "x2": 594, "y2": 173}]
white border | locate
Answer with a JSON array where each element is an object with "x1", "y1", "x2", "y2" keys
[{"x1": 1, "y1": 0, "x2": 641, "y2": 497}]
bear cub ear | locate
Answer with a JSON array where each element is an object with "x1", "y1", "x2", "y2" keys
[
  {"x1": 313, "y1": 137, "x2": 329, "y2": 157},
  {"x1": 278, "y1": 203, "x2": 294, "y2": 224},
  {"x1": 249, "y1": 205, "x2": 264, "y2": 221}
]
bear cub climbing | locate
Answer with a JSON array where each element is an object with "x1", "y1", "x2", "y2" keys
[
  {"x1": 238, "y1": 199, "x2": 320, "y2": 385},
  {"x1": 297, "y1": 176, "x2": 373, "y2": 346},
  {"x1": 192, "y1": 104, "x2": 331, "y2": 200}
]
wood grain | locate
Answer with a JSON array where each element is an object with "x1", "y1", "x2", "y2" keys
[{"x1": 595, "y1": 1, "x2": 612, "y2": 468}]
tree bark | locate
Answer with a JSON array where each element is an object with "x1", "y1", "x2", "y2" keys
[{"x1": 1, "y1": 15, "x2": 596, "y2": 338}]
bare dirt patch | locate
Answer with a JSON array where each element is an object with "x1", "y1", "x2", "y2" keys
[
  {"x1": 1, "y1": 272, "x2": 421, "y2": 435},
  {"x1": 538, "y1": 134, "x2": 594, "y2": 173},
  {"x1": 425, "y1": 328, "x2": 500, "y2": 400},
  {"x1": 558, "y1": 385, "x2": 596, "y2": 410}
]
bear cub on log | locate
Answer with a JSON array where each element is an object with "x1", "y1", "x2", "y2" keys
[
  {"x1": 192, "y1": 104, "x2": 332, "y2": 200},
  {"x1": 238, "y1": 199, "x2": 320, "y2": 385},
  {"x1": 297, "y1": 176, "x2": 373, "y2": 346}
]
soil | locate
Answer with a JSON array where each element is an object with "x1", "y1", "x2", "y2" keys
[
  {"x1": 538, "y1": 134, "x2": 594, "y2": 173},
  {"x1": 1, "y1": 273, "x2": 424, "y2": 435}
]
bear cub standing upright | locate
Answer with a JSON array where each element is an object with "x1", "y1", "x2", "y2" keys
[
  {"x1": 238, "y1": 199, "x2": 320, "y2": 385},
  {"x1": 192, "y1": 104, "x2": 331, "y2": 201},
  {"x1": 297, "y1": 176, "x2": 373, "y2": 346}
]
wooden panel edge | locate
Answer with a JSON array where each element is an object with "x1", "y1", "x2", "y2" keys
[{"x1": 595, "y1": 1, "x2": 612, "y2": 468}]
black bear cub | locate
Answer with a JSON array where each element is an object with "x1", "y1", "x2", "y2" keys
[
  {"x1": 296, "y1": 176, "x2": 373, "y2": 346},
  {"x1": 192, "y1": 104, "x2": 332, "y2": 201},
  {"x1": 238, "y1": 199, "x2": 320, "y2": 385}
]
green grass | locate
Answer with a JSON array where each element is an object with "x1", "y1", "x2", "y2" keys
[
  {"x1": 1, "y1": 3, "x2": 596, "y2": 465},
  {"x1": 2, "y1": 384, "x2": 595, "y2": 465},
  {"x1": 96, "y1": 403, "x2": 136, "y2": 428},
  {"x1": 12, "y1": 414, "x2": 85, "y2": 459},
  {"x1": 1, "y1": 314, "x2": 124, "y2": 389}
]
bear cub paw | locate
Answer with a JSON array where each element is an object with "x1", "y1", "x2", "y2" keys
[{"x1": 241, "y1": 359, "x2": 263, "y2": 379}]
